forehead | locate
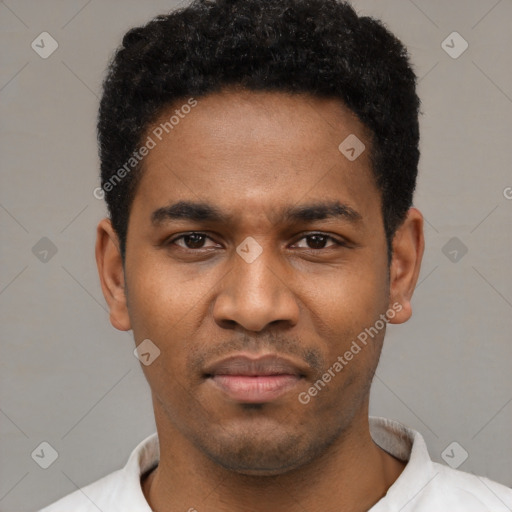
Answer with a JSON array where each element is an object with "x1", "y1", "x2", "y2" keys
[{"x1": 131, "y1": 90, "x2": 380, "y2": 227}]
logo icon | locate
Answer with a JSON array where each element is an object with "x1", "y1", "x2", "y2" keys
[
  {"x1": 31, "y1": 441, "x2": 59, "y2": 469},
  {"x1": 442, "y1": 237, "x2": 468, "y2": 263},
  {"x1": 31, "y1": 32, "x2": 59, "y2": 59},
  {"x1": 441, "y1": 32, "x2": 468, "y2": 59},
  {"x1": 236, "y1": 236, "x2": 263, "y2": 263},
  {"x1": 32, "y1": 237, "x2": 58, "y2": 263},
  {"x1": 134, "y1": 339, "x2": 161, "y2": 366},
  {"x1": 441, "y1": 441, "x2": 469, "y2": 469},
  {"x1": 338, "y1": 134, "x2": 365, "y2": 161}
]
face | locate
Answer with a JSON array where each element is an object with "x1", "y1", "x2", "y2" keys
[{"x1": 97, "y1": 89, "x2": 423, "y2": 475}]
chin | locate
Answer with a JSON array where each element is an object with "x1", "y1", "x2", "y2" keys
[
  {"x1": 207, "y1": 448, "x2": 309, "y2": 476},
  {"x1": 194, "y1": 423, "x2": 327, "y2": 476}
]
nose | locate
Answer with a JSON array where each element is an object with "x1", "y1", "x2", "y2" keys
[{"x1": 212, "y1": 245, "x2": 300, "y2": 333}]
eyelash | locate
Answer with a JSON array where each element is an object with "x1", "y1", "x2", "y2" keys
[{"x1": 165, "y1": 232, "x2": 347, "y2": 251}]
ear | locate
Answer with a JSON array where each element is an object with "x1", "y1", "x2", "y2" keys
[
  {"x1": 387, "y1": 207, "x2": 424, "y2": 324},
  {"x1": 95, "y1": 218, "x2": 131, "y2": 331}
]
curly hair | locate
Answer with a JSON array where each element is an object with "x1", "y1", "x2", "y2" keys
[{"x1": 97, "y1": 0, "x2": 420, "y2": 262}]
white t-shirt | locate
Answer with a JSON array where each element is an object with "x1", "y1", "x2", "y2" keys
[{"x1": 38, "y1": 416, "x2": 512, "y2": 511}]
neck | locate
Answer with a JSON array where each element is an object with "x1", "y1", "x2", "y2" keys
[{"x1": 142, "y1": 404, "x2": 405, "y2": 512}]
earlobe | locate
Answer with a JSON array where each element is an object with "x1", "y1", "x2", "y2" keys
[
  {"x1": 95, "y1": 218, "x2": 131, "y2": 331},
  {"x1": 387, "y1": 207, "x2": 424, "y2": 325}
]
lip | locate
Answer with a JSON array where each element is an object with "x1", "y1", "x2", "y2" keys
[{"x1": 204, "y1": 354, "x2": 307, "y2": 403}]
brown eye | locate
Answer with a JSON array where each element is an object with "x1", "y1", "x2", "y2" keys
[
  {"x1": 293, "y1": 234, "x2": 342, "y2": 250},
  {"x1": 307, "y1": 235, "x2": 329, "y2": 249},
  {"x1": 170, "y1": 233, "x2": 217, "y2": 250},
  {"x1": 181, "y1": 233, "x2": 206, "y2": 249}
]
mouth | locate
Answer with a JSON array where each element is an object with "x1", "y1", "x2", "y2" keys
[{"x1": 203, "y1": 353, "x2": 307, "y2": 403}]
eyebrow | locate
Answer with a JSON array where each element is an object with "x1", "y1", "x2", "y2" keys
[
  {"x1": 152, "y1": 201, "x2": 230, "y2": 225},
  {"x1": 282, "y1": 201, "x2": 362, "y2": 224},
  {"x1": 151, "y1": 200, "x2": 363, "y2": 226}
]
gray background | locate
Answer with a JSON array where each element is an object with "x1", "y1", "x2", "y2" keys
[{"x1": 1, "y1": 0, "x2": 511, "y2": 510}]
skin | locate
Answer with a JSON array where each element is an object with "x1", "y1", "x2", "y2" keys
[{"x1": 96, "y1": 89, "x2": 424, "y2": 512}]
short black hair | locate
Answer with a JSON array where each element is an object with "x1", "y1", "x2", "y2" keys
[{"x1": 97, "y1": 0, "x2": 420, "y2": 263}]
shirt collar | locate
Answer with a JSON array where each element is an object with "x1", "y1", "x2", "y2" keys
[
  {"x1": 121, "y1": 417, "x2": 433, "y2": 511},
  {"x1": 118, "y1": 431, "x2": 159, "y2": 511},
  {"x1": 368, "y1": 416, "x2": 438, "y2": 511}
]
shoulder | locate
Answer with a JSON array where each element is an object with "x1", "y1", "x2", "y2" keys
[
  {"x1": 37, "y1": 469, "x2": 125, "y2": 512},
  {"x1": 410, "y1": 462, "x2": 512, "y2": 511},
  {"x1": 37, "y1": 432, "x2": 158, "y2": 512},
  {"x1": 368, "y1": 417, "x2": 512, "y2": 511}
]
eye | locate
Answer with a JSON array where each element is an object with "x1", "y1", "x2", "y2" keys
[
  {"x1": 165, "y1": 232, "x2": 346, "y2": 252},
  {"x1": 169, "y1": 232, "x2": 218, "y2": 250},
  {"x1": 292, "y1": 233, "x2": 345, "y2": 250}
]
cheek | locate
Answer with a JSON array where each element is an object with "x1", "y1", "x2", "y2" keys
[
  {"x1": 126, "y1": 256, "x2": 206, "y2": 333},
  {"x1": 303, "y1": 260, "x2": 388, "y2": 336},
  {"x1": 125, "y1": 256, "x2": 222, "y2": 385},
  {"x1": 125, "y1": 263, "x2": 199, "y2": 401}
]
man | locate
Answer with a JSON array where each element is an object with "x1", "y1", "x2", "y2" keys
[{"x1": 40, "y1": 0, "x2": 512, "y2": 510}]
